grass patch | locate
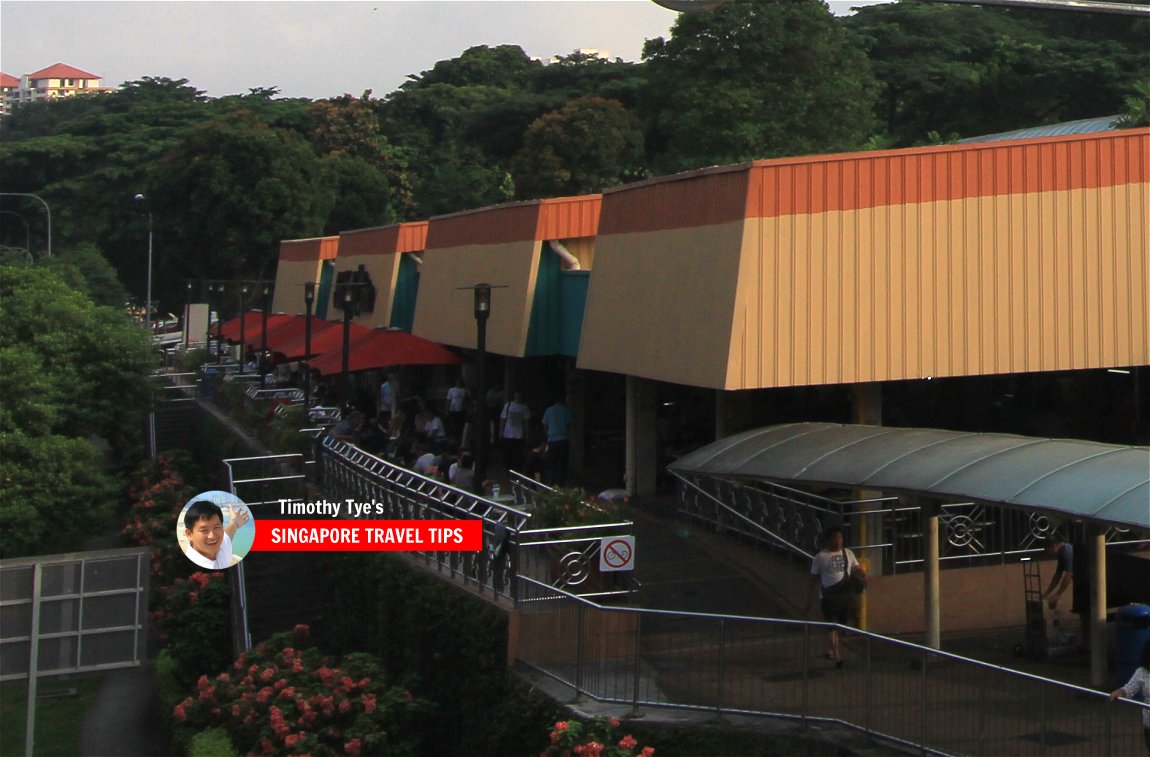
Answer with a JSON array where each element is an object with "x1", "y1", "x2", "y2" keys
[{"x1": 0, "y1": 676, "x2": 103, "y2": 756}]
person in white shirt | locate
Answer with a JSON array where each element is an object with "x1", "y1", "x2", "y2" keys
[
  {"x1": 449, "y1": 452, "x2": 476, "y2": 492},
  {"x1": 500, "y1": 392, "x2": 531, "y2": 471},
  {"x1": 806, "y1": 525, "x2": 866, "y2": 666},
  {"x1": 446, "y1": 378, "x2": 468, "y2": 440},
  {"x1": 183, "y1": 500, "x2": 250, "y2": 570}
]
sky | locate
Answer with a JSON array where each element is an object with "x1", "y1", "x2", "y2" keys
[{"x1": 0, "y1": 0, "x2": 886, "y2": 101}]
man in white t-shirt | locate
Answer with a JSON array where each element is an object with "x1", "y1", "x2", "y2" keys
[
  {"x1": 446, "y1": 378, "x2": 468, "y2": 439},
  {"x1": 500, "y1": 392, "x2": 531, "y2": 471},
  {"x1": 183, "y1": 500, "x2": 250, "y2": 570},
  {"x1": 806, "y1": 525, "x2": 866, "y2": 666}
]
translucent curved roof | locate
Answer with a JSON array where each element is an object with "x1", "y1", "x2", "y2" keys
[
  {"x1": 669, "y1": 423, "x2": 1150, "y2": 530},
  {"x1": 959, "y1": 116, "x2": 1120, "y2": 143}
]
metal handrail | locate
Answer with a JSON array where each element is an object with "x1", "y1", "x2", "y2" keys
[{"x1": 515, "y1": 575, "x2": 1149, "y2": 755}]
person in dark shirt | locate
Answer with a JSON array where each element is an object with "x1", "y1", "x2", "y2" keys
[{"x1": 1043, "y1": 532, "x2": 1091, "y2": 651}]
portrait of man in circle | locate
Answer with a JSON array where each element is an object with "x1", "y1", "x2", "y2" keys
[{"x1": 178, "y1": 495, "x2": 253, "y2": 569}]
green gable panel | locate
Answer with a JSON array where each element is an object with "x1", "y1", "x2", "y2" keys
[
  {"x1": 390, "y1": 254, "x2": 419, "y2": 332},
  {"x1": 526, "y1": 247, "x2": 589, "y2": 357},
  {"x1": 315, "y1": 260, "x2": 335, "y2": 320}
]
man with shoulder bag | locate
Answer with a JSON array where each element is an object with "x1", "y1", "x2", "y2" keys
[{"x1": 806, "y1": 525, "x2": 867, "y2": 667}]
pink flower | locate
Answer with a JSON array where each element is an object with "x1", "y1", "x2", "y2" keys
[
  {"x1": 260, "y1": 667, "x2": 275, "y2": 682},
  {"x1": 555, "y1": 721, "x2": 569, "y2": 731},
  {"x1": 339, "y1": 699, "x2": 352, "y2": 714},
  {"x1": 610, "y1": 718, "x2": 621, "y2": 728},
  {"x1": 641, "y1": 748, "x2": 655, "y2": 756},
  {"x1": 344, "y1": 738, "x2": 362, "y2": 756},
  {"x1": 361, "y1": 693, "x2": 376, "y2": 714},
  {"x1": 618, "y1": 735, "x2": 637, "y2": 750},
  {"x1": 293, "y1": 624, "x2": 310, "y2": 637}
]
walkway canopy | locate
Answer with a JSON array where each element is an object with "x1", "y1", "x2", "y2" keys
[
  {"x1": 669, "y1": 423, "x2": 1150, "y2": 531},
  {"x1": 218, "y1": 312, "x2": 292, "y2": 343}
]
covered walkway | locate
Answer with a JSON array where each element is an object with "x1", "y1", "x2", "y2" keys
[{"x1": 669, "y1": 423, "x2": 1150, "y2": 686}]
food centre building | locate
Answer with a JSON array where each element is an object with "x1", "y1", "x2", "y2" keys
[{"x1": 270, "y1": 128, "x2": 1149, "y2": 643}]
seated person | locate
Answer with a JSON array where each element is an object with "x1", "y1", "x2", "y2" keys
[
  {"x1": 449, "y1": 452, "x2": 476, "y2": 491},
  {"x1": 411, "y1": 445, "x2": 439, "y2": 477},
  {"x1": 420, "y1": 409, "x2": 448, "y2": 448},
  {"x1": 327, "y1": 410, "x2": 365, "y2": 443},
  {"x1": 183, "y1": 500, "x2": 250, "y2": 569}
]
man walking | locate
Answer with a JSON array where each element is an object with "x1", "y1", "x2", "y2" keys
[{"x1": 541, "y1": 396, "x2": 572, "y2": 486}]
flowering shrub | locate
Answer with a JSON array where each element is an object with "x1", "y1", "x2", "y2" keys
[
  {"x1": 174, "y1": 625, "x2": 423, "y2": 756},
  {"x1": 156, "y1": 571, "x2": 232, "y2": 685},
  {"x1": 531, "y1": 488, "x2": 622, "y2": 529},
  {"x1": 544, "y1": 717, "x2": 655, "y2": 757},
  {"x1": 122, "y1": 453, "x2": 195, "y2": 580}
]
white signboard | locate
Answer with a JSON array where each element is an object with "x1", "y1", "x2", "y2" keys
[{"x1": 599, "y1": 536, "x2": 635, "y2": 572}]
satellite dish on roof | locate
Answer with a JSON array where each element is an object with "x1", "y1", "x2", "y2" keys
[{"x1": 651, "y1": 0, "x2": 730, "y2": 12}]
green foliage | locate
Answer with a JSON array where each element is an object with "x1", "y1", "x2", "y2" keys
[
  {"x1": 155, "y1": 571, "x2": 233, "y2": 687},
  {"x1": 39, "y1": 242, "x2": 131, "y2": 307},
  {"x1": 511, "y1": 97, "x2": 645, "y2": 199},
  {"x1": 266, "y1": 405, "x2": 314, "y2": 456},
  {"x1": 189, "y1": 728, "x2": 239, "y2": 757},
  {"x1": 641, "y1": 0, "x2": 877, "y2": 173},
  {"x1": 173, "y1": 626, "x2": 425, "y2": 756},
  {"x1": 846, "y1": 1, "x2": 1149, "y2": 145},
  {"x1": 0, "y1": 266, "x2": 152, "y2": 558},
  {"x1": 0, "y1": 432, "x2": 116, "y2": 557},
  {"x1": 1115, "y1": 80, "x2": 1150, "y2": 128},
  {"x1": 530, "y1": 487, "x2": 623, "y2": 529}
]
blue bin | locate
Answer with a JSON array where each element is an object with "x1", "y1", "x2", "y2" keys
[{"x1": 1114, "y1": 603, "x2": 1150, "y2": 689}]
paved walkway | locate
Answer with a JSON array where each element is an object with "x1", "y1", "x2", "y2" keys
[{"x1": 78, "y1": 666, "x2": 168, "y2": 757}]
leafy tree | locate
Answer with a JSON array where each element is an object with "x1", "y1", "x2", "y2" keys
[
  {"x1": 404, "y1": 44, "x2": 541, "y2": 89},
  {"x1": 641, "y1": 0, "x2": 877, "y2": 173},
  {"x1": 846, "y1": 1, "x2": 1150, "y2": 145},
  {"x1": 0, "y1": 266, "x2": 152, "y2": 557},
  {"x1": 147, "y1": 110, "x2": 333, "y2": 283},
  {"x1": 510, "y1": 96, "x2": 645, "y2": 199},
  {"x1": 1116, "y1": 80, "x2": 1150, "y2": 127}
]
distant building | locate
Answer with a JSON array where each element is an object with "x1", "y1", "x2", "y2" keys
[
  {"x1": 0, "y1": 72, "x2": 19, "y2": 117},
  {"x1": 2, "y1": 63, "x2": 113, "y2": 115}
]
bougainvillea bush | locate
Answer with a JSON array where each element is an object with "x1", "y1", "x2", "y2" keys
[
  {"x1": 545, "y1": 717, "x2": 655, "y2": 757},
  {"x1": 122, "y1": 453, "x2": 194, "y2": 580},
  {"x1": 174, "y1": 625, "x2": 425, "y2": 756}
]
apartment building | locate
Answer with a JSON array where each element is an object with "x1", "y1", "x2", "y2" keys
[{"x1": 2, "y1": 63, "x2": 112, "y2": 113}]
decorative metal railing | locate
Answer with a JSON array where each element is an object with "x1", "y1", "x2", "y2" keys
[
  {"x1": 674, "y1": 472, "x2": 1148, "y2": 575},
  {"x1": 516, "y1": 577, "x2": 1149, "y2": 757}
]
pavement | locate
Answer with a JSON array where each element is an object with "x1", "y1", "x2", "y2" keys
[{"x1": 78, "y1": 665, "x2": 168, "y2": 757}]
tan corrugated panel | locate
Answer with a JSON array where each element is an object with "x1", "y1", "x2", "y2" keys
[
  {"x1": 577, "y1": 222, "x2": 745, "y2": 389},
  {"x1": 338, "y1": 226, "x2": 401, "y2": 257},
  {"x1": 271, "y1": 259, "x2": 325, "y2": 315},
  {"x1": 727, "y1": 183, "x2": 1147, "y2": 389},
  {"x1": 411, "y1": 240, "x2": 541, "y2": 357}
]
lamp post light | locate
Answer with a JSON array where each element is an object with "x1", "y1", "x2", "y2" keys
[
  {"x1": 472, "y1": 283, "x2": 492, "y2": 490},
  {"x1": 259, "y1": 282, "x2": 271, "y2": 384},
  {"x1": 133, "y1": 194, "x2": 153, "y2": 334},
  {"x1": 303, "y1": 282, "x2": 316, "y2": 409},
  {"x1": 204, "y1": 281, "x2": 214, "y2": 353},
  {"x1": 340, "y1": 286, "x2": 354, "y2": 411},
  {"x1": 239, "y1": 283, "x2": 250, "y2": 370}
]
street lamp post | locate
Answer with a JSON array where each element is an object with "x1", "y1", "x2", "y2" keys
[
  {"x1": 215, "y1": 282, "x2": 226, "y2": 365},
  {"x1": 303, "y1": 282, "x2": 316, "y2": 409},
  {"x1": 340, "y1": 287, "x2": 354, "y2": 411},
  {"x1": 472, "y1": 284, "x2": 492, "y2": 490},
  {"x1": 259, "y1": 283, "x2": 271, "y2": 384},
  {"x1": 133, "y1": 194, "x2": 153, "y2": 334},
  {"x1": 184, "y1": 281, "x2": 193, "y2": 349},
  {"x1": 204, "y1": 281, "x2": 214, "y2": 352},
  {"x1": 239, "y1": 283, "x2": 249, "y2": 370}
]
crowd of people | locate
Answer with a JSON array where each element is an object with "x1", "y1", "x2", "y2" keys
[{"x1": 323, "y1": 371, "x2": 573, "y2": 494}]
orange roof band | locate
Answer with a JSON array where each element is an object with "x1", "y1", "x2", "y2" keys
[
  {"x1": 278, "y1": 236, "x2": 340, "y2": 262},
  {"x1": 338, "y1": 221, "x2": 429, "y2": 257},
  {"x1": 601, "y1": 129, "x2": 1149, "y2": 236},
  {"x1": 426, "y1": 195, "x2": 602, "y2": 250}
]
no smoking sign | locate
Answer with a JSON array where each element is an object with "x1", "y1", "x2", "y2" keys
[{"x1": 599, "y1": 536, "x2": 636, "y2": 572}]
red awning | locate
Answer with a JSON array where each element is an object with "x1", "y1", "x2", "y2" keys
[
  {"x1": 218, "y1": 312, "x2": 292, "y2": 343},
  {"x1": 265, "y1": 318, "x2": 344, "y2": 360},
  {"x1": 311, "y1": 329, "x2": 463, "y2": 376},
  {"x1": 270, "y1": 320, "x2": 374, "y2": 362}
]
